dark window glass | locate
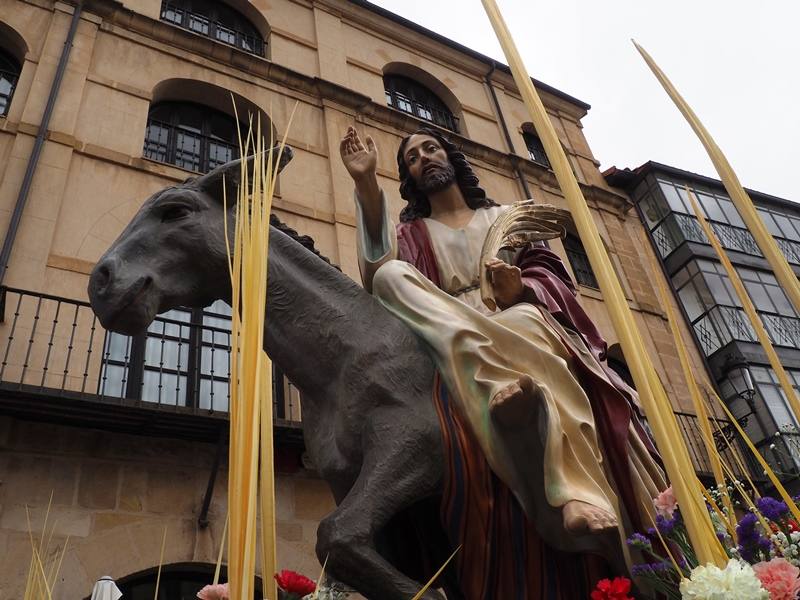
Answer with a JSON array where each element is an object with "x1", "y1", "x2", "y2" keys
[
  {"x1": 159, "y1": 0, "x2": 265, "y2": 57},
  {"x1": 718, "y1": 197, "x2": 745, "y2": 228},
  {"x1": 118, "y1": 569, "x2": 261, "y2": 600},
  {"x1": 658, "y1": 181, "x2": 688, "y2": 213},
  {"x1": 638, "y1": 190, "x2": 670, "y2": 228},
  {"x1": 383, "y1": 74, "x2": 459, "y2": 132},
  {"x1": 697, "y1": 192, "x2": 726, "y2": 223},
  {"x1": 0, "y1": 47, "x2": 20, "y2": 117},
  {"x1": 564, "y1": 232, "x2": 598, "y2": 288},
  {"x1": 143, "y1": 101, "x2": 241, "y2": 173},
  {"x1": 523, "y1": 131, "x2": 550, "y2": 167}
]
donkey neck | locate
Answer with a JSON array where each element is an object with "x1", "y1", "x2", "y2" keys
[{"x1": 263, "y1": 228, "x2": 376, "y2": 395}]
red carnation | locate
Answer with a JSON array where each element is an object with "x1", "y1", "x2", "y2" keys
[
  {"x1": 591, "y1": 576, "x2": 634, "y2": 600},
  {"x1": 274, "y1": 570, "x2": 316, "y2": 598}
]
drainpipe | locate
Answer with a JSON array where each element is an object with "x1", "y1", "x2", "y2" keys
[
  {"x1": 0, "y1": 1, "x2": 84, "y2": 285},
  {"x1": 484, "y1": 60, "x2": 532, "y2": 200}
]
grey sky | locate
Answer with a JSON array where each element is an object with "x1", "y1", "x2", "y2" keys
[{"x1": 369, "y1": 0, "x2": 800, "y2": 202}]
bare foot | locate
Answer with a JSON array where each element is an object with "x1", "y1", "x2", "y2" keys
[
  {"x1": 489, "y1": 374, "x2": 540, "y2": 428},
  {"x1": 562, "y1": 500, "x2": 618, "y2": 534}
]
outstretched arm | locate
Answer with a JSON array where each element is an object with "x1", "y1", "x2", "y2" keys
[
  {"x1": 340, "y1": 127, "x2": 383, "y2": 243},
  {"x1": 340, "y1": 126, "x2": 397, "y2": 292}
]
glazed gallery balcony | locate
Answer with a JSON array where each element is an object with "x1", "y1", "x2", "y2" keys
[
  {"x1": 652, "y1": 212, "x2": 800, "y2": 265},
  {"x1": 0, "y1": 287, "x2": 301, "y2": 444},
  {"x1": 691, "y1": 303, "x2": 800, "y2": 357}
]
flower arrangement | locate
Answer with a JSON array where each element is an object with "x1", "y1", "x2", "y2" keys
[
  {"x1": 197, "y1": 583, "x2": 229, "y2": 600},
  {"x1": 273, "y1": 570, "x2": 350, "y2": 600},
  {"x1": 591, "y1": 576, "x2": 635, "y2": 600},
  {"x1": 275, "y1": 570, "x2": 316, "y2": 600},
  {"x1": 622, "y1": 486, "x2": 800, "y2": 599}
]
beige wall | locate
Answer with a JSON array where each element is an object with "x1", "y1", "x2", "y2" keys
[
  {"x1": 0, "y1": 415, "x2": 333, "y2": 599},
  {"x1": 0, "y1": 0, "x2": 716, "y2": 594}
]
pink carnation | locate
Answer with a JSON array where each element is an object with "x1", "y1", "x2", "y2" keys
[
  {"x1": 197, "y1": 583, "x2": 229, "y2": 600},
  {"x1": 753, "y1": 558, "x2": 800, "y2": 600},
  {"x1": 653, "y1": 486, "x2": 678, "y2": 518}
]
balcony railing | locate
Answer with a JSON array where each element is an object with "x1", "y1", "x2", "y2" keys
[
  {"x1": 160, "y1": 1, "x2": 266, "y2": 57},
  {"x1": 673, "y1": 411, "x2": 763, "y2": 482},
  {"x1": 691, "y1": 304, "x2": 800, "y2": 357},
  {"x1": 0, "y1": 287, "x2": 301, "y2": 442},
  {"x1": 385, "y1": 90, "x2": 460, "y2": 133},
  {"x1": 652, "y1": 211, "x2": 800, "y2": 267}
]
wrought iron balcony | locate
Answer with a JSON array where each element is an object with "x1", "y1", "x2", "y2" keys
[
  {"x1": 0, "y1": 287, "x2": 301, "y2": 443},
  {"x1": 385, "y1": 89, "x2": 460, "y2": 133},
  {"x1": 675, "y1": 412, "x2": 784, "y2": 486},
  {"x1": 652, "y1": 211, "x2": 800, "y2": 267},
  {"x1": 160, "y1": 1, "x2": 266, "y2": 57},
  {"x1": 691, "y1": 304, "x2": 800, "y2": 357}
]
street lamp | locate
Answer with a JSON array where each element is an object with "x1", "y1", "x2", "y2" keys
[
  {"x1": 723, "y1": 354, "x2": 755, "y2": 403},
  {"x1": 712, "y1": 354, "x2": 757, "y2": 452}
]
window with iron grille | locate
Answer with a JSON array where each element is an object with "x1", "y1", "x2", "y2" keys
[
  {"x1": 160, "y1": 0, "x2": 265, "y2": 56},
  {"x1": 102, "y1": 300, "x2": 290, "y2": 415},
  {"x1": 0, "y1": 47, "x2": 20, "y2": 117},
  {"x1": 523, "y1": 130, "x2": 549, "y2": 167},
  {"x1": 383, "y1": 74, "x2": 459, "y2": 132},
  {"x1": 564, "y1": 232, "x2": 598, "y2": 288},
  {"x1": 143, "y1": 101, "x2": 241, "y2": 173}
]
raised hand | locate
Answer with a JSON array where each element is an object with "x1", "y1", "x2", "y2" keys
[
  {"x1": 485, "y1": 258, "x2": 525, "y2": 310},
  {"x1": 340, "y1": 126, "x2": 377, "y2": 183}
]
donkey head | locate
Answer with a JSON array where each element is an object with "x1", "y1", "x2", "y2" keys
[{"x1": 88, "y1": 146, "x2": 293, "y2": 335}]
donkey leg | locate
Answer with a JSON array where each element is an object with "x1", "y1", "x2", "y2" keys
[{"x1": 316, "y1": 419, "x2": 445, "y2": 600}]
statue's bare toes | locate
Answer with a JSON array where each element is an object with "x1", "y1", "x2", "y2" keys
[
  {"x1": 563, "y1": 500, "x2": 618, "y2": 534},
  {"x1": 489, "y1": 375, "x2": 540, "y2": 428}
]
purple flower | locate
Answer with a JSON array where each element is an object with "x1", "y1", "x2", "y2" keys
[
  {"x1": 656, "y1": 512, "x2": 678, "y2": 535},
  {"x1": 627, "y1": 533, "x2": 652, "y2": 551},
  {"x1": 757, "y1": 496, "x2": 789, "y2": 521},
  {"x1": 737, "y1": 512, "x2": 770, "y2": 562}
]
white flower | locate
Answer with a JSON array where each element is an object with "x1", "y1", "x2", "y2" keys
[{"x1": 680, "y1": 559, "x2": 768, "y2": 599}]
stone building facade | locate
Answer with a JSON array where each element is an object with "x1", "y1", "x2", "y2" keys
[{"x1": 0, "y1": 0, "x2": 725, "y2": 597}]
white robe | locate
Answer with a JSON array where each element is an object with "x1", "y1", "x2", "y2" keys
[{"x1": 356, "y1": 196, "x2": 664, "y2": 553}]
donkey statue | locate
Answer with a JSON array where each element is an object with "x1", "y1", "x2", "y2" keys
[{"x1": 88, "y1": 148, "x2": 458, "y2": 600}]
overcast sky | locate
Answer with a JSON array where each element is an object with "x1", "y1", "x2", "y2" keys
[{"x1": 370, "y1": 0, "x2": 800, "y2": 201}]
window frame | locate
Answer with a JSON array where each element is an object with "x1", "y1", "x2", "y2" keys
[
  {"x1": 0, "y1": 46, "x2": 20, "y2": 118},
  {"x1": 143, "y1": 101, "x2": 242, "y2": 173},
  {"x1": 563, "y1": 232, "x2": 599, "y2": 289},
  {"x1": 383, "y1": 74, "x2": 459, "y2": 133},
  {"x1": 159, "y1": 0, "x2": 266, "y2": 57},
  {"x1": 522, "y1": 130, "x2": 550, "y2": 167}
]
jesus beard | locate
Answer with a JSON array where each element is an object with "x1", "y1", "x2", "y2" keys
[{"x1": 418, "y1": 163, "x2": 457, "y2": 195}]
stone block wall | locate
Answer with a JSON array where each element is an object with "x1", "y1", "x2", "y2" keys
[{"x1": 0, "y1": 415, "x2": 335, "y2": 599}]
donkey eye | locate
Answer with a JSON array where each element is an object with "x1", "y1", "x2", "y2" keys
[{"x1": 161, "y1": 205, "x2": 192, "y2": 223}]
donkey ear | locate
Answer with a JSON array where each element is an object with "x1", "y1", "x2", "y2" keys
[{"x1": 194, "y1": 145, "x2": 294, "y2": 204}]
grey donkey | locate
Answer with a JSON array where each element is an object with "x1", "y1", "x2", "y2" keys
[{"x1": 87, "y1": 148, "x2": 462, "y2": 600}]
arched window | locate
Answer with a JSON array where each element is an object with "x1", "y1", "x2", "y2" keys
[
  {"x1": 160, "y1": 0, "x2": 265, "y2": 56},
  {"x1": 564, "y1": 232, "x2": 599, "y2": 289},
  {"x1": 523, "y1": 130, "x2": 549, "y2": 167},
  {"x1": 113, "y1": 565, "x2": 262, "y2": 600},
  {"x1": 0, "y1": 47, "x2": 20, "y2": 117},
  {"x1": 143, "y1": 101, "x2": 241, "y2": 173},
  {"x1": 384, "y1": 74, "x2": 459, "y2": 132}
]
